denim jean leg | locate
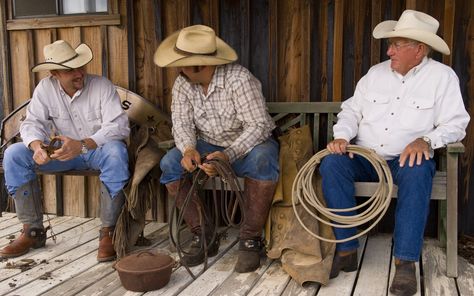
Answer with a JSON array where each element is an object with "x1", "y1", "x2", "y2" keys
[
  {"x1": 389, "y1": 158, "x2": 435, "y2": 261},
  {"x1": 231, "y1": 138, "x2": 279, "y2": 181},
  {"x1": 3, "y1": 143, "x2": 38, "y2": 195},
  {"x1": 86, "y1": 141, "x2": 129, "y2": 197},
  {"x1": 319, "y1": 154, "x2": 359, "y2": 251},
  {"x1": 3, "y1": 143, "x2": 88, "y2": 195},
  {"x1": 319, "y1": 154, "x2": 379, "y2": 251}
]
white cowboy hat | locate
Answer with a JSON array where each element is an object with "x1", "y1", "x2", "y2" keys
[
  {"x1": 31, "y1": 40, "x2": 93, "y2": 72},
  {"x1": 154, "y1": 25, "x2": 237, "y2": 67},
  {"x1": 372, "y1": 10, "x2": 450, "y2": 55}
]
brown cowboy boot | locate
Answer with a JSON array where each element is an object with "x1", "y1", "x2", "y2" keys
[
  {"x1": 0, "y1": 224, "x2": 47, "y2": 258},
  {"x1": 97, "y1": 184, "x2": 125, "y2": 262},
  {"x1": 166, "y1": 179, "x2": 219, "y2": 267},
  {"x1": 235, "y1": 178, "x2": 276, "y2": 273},
  {"x1": 390, "y1": 260, "x2": 417, "y2": 296},
  {"x1": 97, "y1": 226, "x2": 116, "y2": 262},
  {"x1": 0, "y1": 179, "x2": 46, "y2": 258}
]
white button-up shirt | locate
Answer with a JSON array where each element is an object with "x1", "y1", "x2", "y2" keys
[
  {"x1": 171, "y1": 64, "x2": 275, "y2": 163},
  {"x1": 333, "y1": 57, "x2": 470, "y2": 160},
  {"x1": 20, "y1": 74, "x2": 130, "y2": 148}
]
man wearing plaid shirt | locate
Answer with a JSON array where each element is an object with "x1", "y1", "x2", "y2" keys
[{"x1": 155, "y1": 25, "x2": 279, "y2": 273}]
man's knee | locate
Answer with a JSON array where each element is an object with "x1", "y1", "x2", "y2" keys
[
  {"x1": 160, "y1": 148, "x2": 182, "y2": 172},
  {"x1": 397, "y1": 160, "x2": 435, "y2": 180},
  {"x1": 102, "y1": 141, "x2": 128, "y2": 163},
  {"x1": 3, "y1": 143, "x2": 31, "y2": 165}
]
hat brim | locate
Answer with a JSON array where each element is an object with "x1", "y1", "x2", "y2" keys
[
  {"x1": 154, "y1": 30, "x2": 238, "y2": 67},
  {"x1": 31, "y1": 43, "x2": 94, "y2": 72},
  {"x1": 373, "y1": 20, "x2": 450, "y2": 55}
]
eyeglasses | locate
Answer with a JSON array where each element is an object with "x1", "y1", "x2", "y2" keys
[{"x1": 386, "y1": 40, "x2": 418, "y2": 51}]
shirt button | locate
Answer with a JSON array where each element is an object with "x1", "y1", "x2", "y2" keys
[
  {"x1": 380, "y1": 144, "x2": 384, "y2": 147},
  {"x1": 385, "y1": 128, "x2": 388, "y2": 131},
  {"x1": 402, "y1": 81, "x2": 405, "y2": 84},
  {"x1": 416, "y1": 106, "x2": 420, "y2": 109},
  {"x1": 396, "y1": 97, "x2": 400, "y2": 100},
  {"x1": 391, "y1": 113, "x2": 394, "y2": 115},
  {"x1": 373, "y1": 99, "x2": 376, "y2": 102}
]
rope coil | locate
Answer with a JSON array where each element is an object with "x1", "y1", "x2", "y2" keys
[{"x1": 292, "y1": 145, "x2": 394, "y2": 243}]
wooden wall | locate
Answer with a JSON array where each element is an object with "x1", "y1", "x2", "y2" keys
[{"x1": 1, "y1": 0, "x2": 473, "y2": 234}]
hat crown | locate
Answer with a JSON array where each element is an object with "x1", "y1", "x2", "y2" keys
[
  {"x1": 43, "y1": 40, "x2": 77, "y2": 63},
  {"x1": 175, "y1": 25, "x2": 217, "y2": 55},
  {"x1": 394, "y1": 9, "x2": 439, "y2": 34}
]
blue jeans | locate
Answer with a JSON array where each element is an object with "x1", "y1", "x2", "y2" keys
[
  {"x1": 3, "y1": 141, "x2": 129, "y2": 197},
  {"x1": 160, "y1": 139, "x2": 279, "y2": 184},
  {"x1": 319, "y1": 154, "x2": 436, "y2": 261}
]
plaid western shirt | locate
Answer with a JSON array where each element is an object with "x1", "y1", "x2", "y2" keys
[{"x1": 171, "y1": 64, "x2": 275, "y2": 163}]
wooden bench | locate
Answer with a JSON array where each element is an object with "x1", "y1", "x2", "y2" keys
[
  {"x1": 0, "y1": 87, "x2": 171, "y2": 217},
  {"x1": 195, "y1": 102, "x2": 462, "y2": 278}
]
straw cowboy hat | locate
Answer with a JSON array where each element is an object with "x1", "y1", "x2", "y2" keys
[
  {"x1": 154, "y1": 25, "x2": 237, "y2": 67},
  {"x1": 372, "y1": 9, "x2": 450, "y2": 55},
  {"x1": 31, "y1": 40, "x2": 93, "y2": 72}
]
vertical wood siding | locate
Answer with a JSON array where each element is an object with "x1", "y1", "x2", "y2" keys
[{"x1": 1, "y1": 0, "x2": 473, "y2": 233}]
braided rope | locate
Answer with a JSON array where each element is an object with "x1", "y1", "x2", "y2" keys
[{"x1": 292, "y1": 145, "x2": 394, "y2": 243}]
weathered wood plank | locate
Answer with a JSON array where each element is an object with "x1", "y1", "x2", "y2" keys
[
  {"x1": 246, "y1": 261, "x2": 291, "y2": 296},
  {"x1": 0, "y1": 218, "x2": 100, "y2": 293},
  {"x1": 136, "y1": 228, "x2": 239, "y2": 296},
  {"x1": 210, "y1": 256, "x2": 273, "y2": 296},
  {"x1": 317, "y1": 235, "x2": 367, "y2": 296},
  {"x1": 281, "y1": 280, "x2": 320, "y2": 296},
  {"x1": 353, "y1": 234, "x2": 392, "y2": 295},
  {"x1": 422, "y1": 239, "x2": 458, "y2": 295},
  {"x1": 456, "y1": 256, "x2": 474, "y2": 296},
  {"x1": 179, "y1": 244, "x2": 239, "y2": 296},
  {"x1": 40, "y1": 222, "x2": 168, "y2": 296}
]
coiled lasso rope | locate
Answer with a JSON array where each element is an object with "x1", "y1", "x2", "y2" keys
[{"x1": 292, "y1": 145, "x2": 394, "y2": 243}]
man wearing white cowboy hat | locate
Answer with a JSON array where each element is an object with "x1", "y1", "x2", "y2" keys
[
  {"x1": 319, "y1": 9, "x2": 470, "y2": 295},
  {"x1": 0, "y1": 40, "x2": 130, "y2": 262},
  {"x1": 155, "y1": 25, "x2": 279, "y2": 273}
]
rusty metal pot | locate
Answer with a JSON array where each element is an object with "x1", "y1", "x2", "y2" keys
[{"x1": 115, "y1": 250, "x2": 175, "y2": 292}]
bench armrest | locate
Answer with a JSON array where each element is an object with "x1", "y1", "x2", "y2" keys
[{"x1": 446, "y1": 142, "x2": 465, "y2": 154}]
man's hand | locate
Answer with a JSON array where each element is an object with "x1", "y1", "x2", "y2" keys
[
  {"x1": 399, "y1": 138, "x2": 430, "y2": 167},
  {"x1": 30, "y1": 140, "x2": 51, "y2": 165},
  {"x1": 198, "y1": 151, "x2": 229, "y2": 176},
  {"x1": 181, "y1": 147, "x2": 201, "y2": 172},
  {"x1": 327, "y1": 138, "x2": 354, "y2": 158},
  {"x1": 49, "y1": 135, "x2": 82, "y2": 161}
]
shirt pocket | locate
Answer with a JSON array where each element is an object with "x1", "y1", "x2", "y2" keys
[
  {"x1": 400, "y1": 97, "x2": 435, "y2": 131},
  {"x1": 49, "y1": 107, "x2": 72, "y2": 134},
  {"x1": 217, "y1": 105, "x2": 240, "y2": 130},
  {"x1": 361, "y1": 93, "x2": 391, "y2": 122},
  {"x1": 87, "y1": 109, "x2": 102, "y2": 133}
]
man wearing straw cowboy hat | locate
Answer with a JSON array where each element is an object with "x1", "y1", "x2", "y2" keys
[
  {"x1": 319, "y1": 10, "x2": 470, "y2": 295},
  {"x1": 155, "y1": 25, "x2": 279, "y2": 273},
  {"x1": 0, "y1": 40, "x2": 130, "y2": 262}
]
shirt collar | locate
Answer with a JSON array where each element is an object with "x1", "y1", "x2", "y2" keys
[{"x1": 390, "y1": 56, "x2": 429, "y2": 79}]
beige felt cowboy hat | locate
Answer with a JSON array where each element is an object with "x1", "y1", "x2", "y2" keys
[
  {"x1": 154, "y1": 25, "x2": 237, "y2": 67},
  {"x1": 31, "y1": 40, "x2": 93, "y2": 72},
  {"x1": 372, "y1": 9, "x2": 450, "y2": 55}
]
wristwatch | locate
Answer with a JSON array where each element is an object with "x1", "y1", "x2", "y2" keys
[
  {"x1": 80, "y1": 140, "x2": 89, "y2": 154},
  {"x1": 420, "y1": 136, "x2": 434, "y2": 155}
]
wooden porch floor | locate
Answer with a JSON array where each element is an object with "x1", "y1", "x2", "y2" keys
[{"x1": 1, "y1": 212, "x2": 473, "y2": 296}]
